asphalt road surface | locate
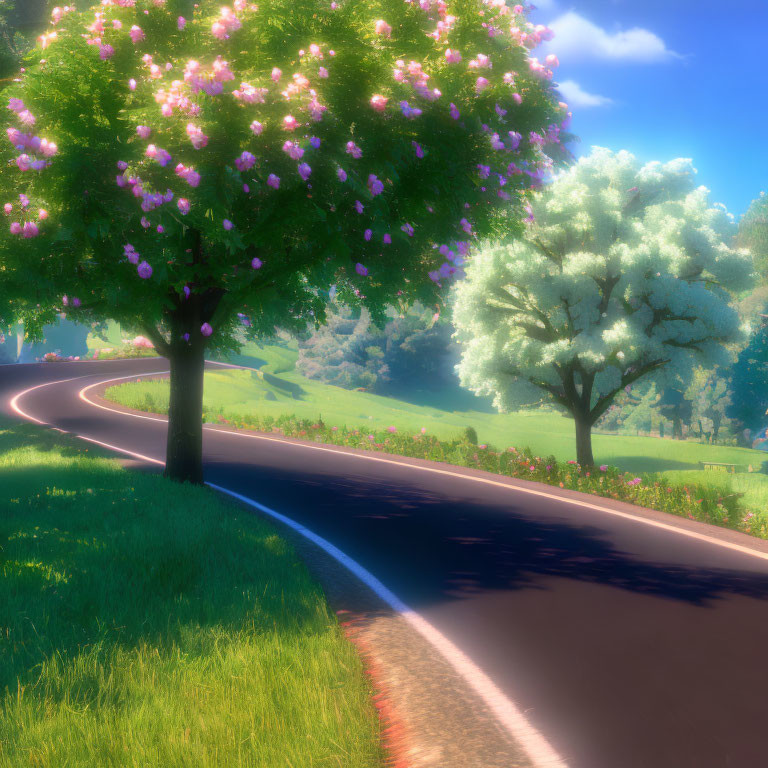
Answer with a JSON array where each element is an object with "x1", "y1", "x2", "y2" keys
[{"x1": 4, "y1": 358, "x2": 768, "y2": 768}]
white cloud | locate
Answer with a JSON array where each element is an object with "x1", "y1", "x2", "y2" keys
[
  {"x1": 545, "y1": 12, "x2": 680, "y2": 63},
  {"x1": 556, "y1": 79, "x2": 613, "y2": 108}
]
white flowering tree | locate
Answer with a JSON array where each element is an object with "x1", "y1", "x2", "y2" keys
[
  {"x1": 0, "y1": 0, "x2": 573, "y2": 483},
  {"x1": 451, "y1": 147, "x2": 754, "y2": 466}
]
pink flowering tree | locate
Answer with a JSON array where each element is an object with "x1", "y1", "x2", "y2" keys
[{"x1": 0, "y1": 0, "x2": 573, "y2": 483}]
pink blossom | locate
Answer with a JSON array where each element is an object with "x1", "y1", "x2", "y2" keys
[
  {"x1": 283, "y1": 140, "x2": 304, "y2": 160},
  {"x1": 18, "y1": 109, "x2": 35, "y2": 125},
  {"x1": 186, "y1": 123, "x2": 208, "y2": 149},
  {"x1": 136, "y1": 125, "x2": 151, "y2": 139},
  {"x1": 7, "y1": 98, "x2": 24, "y2": 112},
  {"x1": 383, "y1": 233, "x2": 391, "y2": 244},
  {"x1": 370, "y1": 94, "x2": 388, "y2": 112},
  {"x1": 545, "y1": 54, "x2": 559, "y2": 68},
  {"x1": 177, "y1": 198, "x2": 190, "y2": 215},
  {"x1": 271, "y1": 67, "x2": 282, "y2": 82},
  {"x1": 129, "y1": 25, "x2": 145, "y2": 43},
  {"x1": 346, "y1": 141, "x2": 362, "y2": 158},
  {"x1": 298, "y1": 162, "x2": 312, "y2": 180},
  {"x1": 412, "y1": 141, "x2": 423, "y2": 158},
  {"x1": 283, "y1": 115, "x2": 298, "y2": 131},
  {"x1": 99, "y1": 44, "x2": 114, "y2": 60},
  {"x1": 449, "y1": 103, "x2": 460, "y2": 120},
  {"x1": 2, "y1": 203, "x2": 9, "y2": 215},
  {"x1": 475, "y1": 77, "x2": 489, "y2": 93},
  {"x1": 38, "y1": 209, "x2": 48, "y2": 220},
  {"x1": 9, "y1": 222, "x2": 21, "y2": 234},
  {"x1": 15, "y1": 154, "x2": 31, "y2": 171},
  {"x1": 445, "y1": 49, "x2": 461, "y2": 63},
  {"x1": 336, "y1": 167, "x2": 347, "y2": 182},
  {"x1": 374, "y1": 19, "x2": 392, "y2": 37},
  {"x1": 251, "y1": 257, "x2": 262, "y2": 269},
  {"x1": 354, "y1": 200, "x2": 363, "y2": 213},
  {"x1": 177, "y1": 16, "x2": 186, "y2": 30},
  {"x1": 318, "y1": 66, "x2": 328, "y2": 78},
  {"x1": 201, "y1": 322, "x2": 213, "y2": 337},
  {"x1": 22, "y1": 221, "x2": 39, "y2": 238},
  {"x1": 40, "y1": 139, "x2": 57, "y2": 157},
  {"x1": 267, "y1": 173, "x2": 280, "y2": 189}
]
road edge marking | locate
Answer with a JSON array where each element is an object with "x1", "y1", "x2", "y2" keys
[{"x1": 76, "y1": 371, "x2": 768, "y2": 566}]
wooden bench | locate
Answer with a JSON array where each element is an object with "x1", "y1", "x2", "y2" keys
[{"x1": 699, "y1": 462, "x2": 739, "y2": 472}]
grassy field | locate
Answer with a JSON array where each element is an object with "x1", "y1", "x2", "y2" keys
[
  {"x1": 106, "y1": 340, "x2": 768, "y2": 480},
  {"x1": 0, "y1": 416, "x2": 383, "y2": 768}
]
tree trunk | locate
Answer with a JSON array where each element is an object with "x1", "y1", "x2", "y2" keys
[
  {"x1": 164, "y1": 341, "x2": 206, "y2": 484},
  {"x1": 574, "y1": 413, "x2": 595, "y2": 467}
]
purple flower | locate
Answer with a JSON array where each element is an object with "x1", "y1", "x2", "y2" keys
[
  {"x1": 223, "y1": 219, "x2": 234, "y2": 230},
  {"x1": 355, "y1": 262, "x2": 368, "y2": 276},
  {"x1": 251, "y1": 257, "x2": 262, "y2": 269},
  {"x1": 298, "y1": 162, "x2": 312, "y2": 180},
  {"x1": 364, "y1": 229, "x2": 372, "y2": 241},
  {"x1": 137, "y1": 260, "x2": 153, "y2": 279},
  {"x1": 310, "y1": 136, "x2": 321, "y2": 148},
  {"x1": 336, "y1": 167, "x2": 347, "y2": 182},
  {"x1": 201, "y1": 322, "x2": 213, "y2": 337}
]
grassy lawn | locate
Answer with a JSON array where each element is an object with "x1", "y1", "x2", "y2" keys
[
  {"x1": 105, "y1": 341, "x2": 768, "y2": 486},
  {"x1": 0, "y1": 416, "x2": 383, "y2": 768}
]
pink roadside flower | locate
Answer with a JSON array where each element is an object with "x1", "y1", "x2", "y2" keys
[
  {"x1": 136, "y1": 125, "x2": 151, "y2": 139},
  {"x1": 177, "y1": 198, "x2": 190, "y2": 214},
  {"x1": 283, "y1": 140, "x2": 304, "y2": 160},
  {"x1": 38, "y1": 209, "x2": 48, "y2": 220},
  {"x1": 346, "y1": 141, "x2": 362, "y2": 158},
  {"x1": 137, "y1": 260, "x2": 152, "y2": 278},
  {"x1": 271, "y1": 67, "x2": 282, "y2": 82},
  {"x1": 2, "y1": 203, "x2": 9, "y2": 214},
  {"x1": 475, "y1": 77, "x2": 489, "y2": 93},
  {"x1": 267, "y1": 173, "x2": 280, "y2": 189},
  {"x1": 99, "y1": 44, "x2": 114, "y2": 60},
  {"x1": 250, "y1": 120, "x2": 263, "y2": 136},
  {"x1": 9, "y1": 222, "x2": 21, "y2": 234},
  {"x1": 177, "y1": 16, "x2": 186, "y2": 30},
  {"x1": 186, "y1": 123, "x2": 208, "y2": 149},
  {"x1": 374, "y1": 19, "x2": 392, "y2": 37},
  {"x1": 7, "y1": 98, "x2": 24, "y2": 112},
  {"x1": 336, "y1": 167, "x2": 347, "y2": 182},
  {"x1": 318, "y1": 66, "x2": 328, "y2": 78},
  {"x1": 283, "y1": 115, "x2": 298, "y2": 131},
  {"x1": 298, "y1": 162, "x2": 312, "y2": 180},
  {"x1": 129, "y1": 78, "x2": 137, "y2": 91},
  {"x1": 383, "y1": 233, "x2": 391, "y2": 244},
  {"x1": 445, "y1": 49, "x2": 461, "y2": 63},
  {"x1": 449, "y1": 102, "x2": 460, "y2": 120},
  {"x1": 129, "y1": 25, "x2": 145, "y2": 43},
  {"x1": 201, "y1": 322, "x2": 213, "y2": 337},
  {"x1": 370, "y1": 94, "x2": 388, "y2": 112}
]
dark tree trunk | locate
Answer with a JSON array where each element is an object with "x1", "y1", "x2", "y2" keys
[
  {"x1": 164, "y1": 340, "x2": 206, "y2": 485},
  {"x1": 574, "y1": 412, "x2": 595, "y2": 467}
]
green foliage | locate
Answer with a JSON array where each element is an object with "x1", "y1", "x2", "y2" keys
[
  {"x1": 296, "y1": 300, "x2": 459, "y2": 394},
  {"x1": 727, "y1": 322, "x2": 768, "y2": 435},
  {"x1": 463, "y1": 425, "x2": 478, "y2": 444},
  {"x1": 739, "y1": 192, "x2": 768, "y2": 283},
  {"x1": 0, "y1": 0, "x2": 571, "y2": 359}
]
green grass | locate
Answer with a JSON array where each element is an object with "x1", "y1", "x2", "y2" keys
[
  {"x1": 658, "y1": 470, "x2": 768, "y2": 513},
  {"x1": 107, "y1": 343, "x2": 768, "y2": 478},
  {"x1": 0, "y1": 417, "x2": 383, "y2": 768}
]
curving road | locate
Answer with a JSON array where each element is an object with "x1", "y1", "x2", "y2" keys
[{"x1": 5, "y1": 358, "x2": 768, "y2": 768}]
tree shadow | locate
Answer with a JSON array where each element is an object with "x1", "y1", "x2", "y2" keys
[
  {"x1": 207, "y1": 457, "x2": 768, "y2": 612},
  {"x1": 0, "y1": 435, "x2": 334, "y2": 701},
  {"x1": 603, "y1": 455, "x2": 703, "y2": 473}
]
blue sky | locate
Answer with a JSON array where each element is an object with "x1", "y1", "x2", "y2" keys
[{"x1": 530, "y1": 0, "x2": 767, "y2": 220}]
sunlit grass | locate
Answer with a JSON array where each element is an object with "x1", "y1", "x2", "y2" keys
[
  {"x1": 106, "y1": 359, "x2": 768, "y2": 477},
  {"x1": 0, "y1": 417, "x2": 383, "y2": 768}
]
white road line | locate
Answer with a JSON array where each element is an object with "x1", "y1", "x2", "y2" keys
[
  {"x1": 9, "y1": 372, "x2": 571, "y2": 768},
  {"x1": 76, "y1": 370, "x2": 768, "y2": 566}
]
